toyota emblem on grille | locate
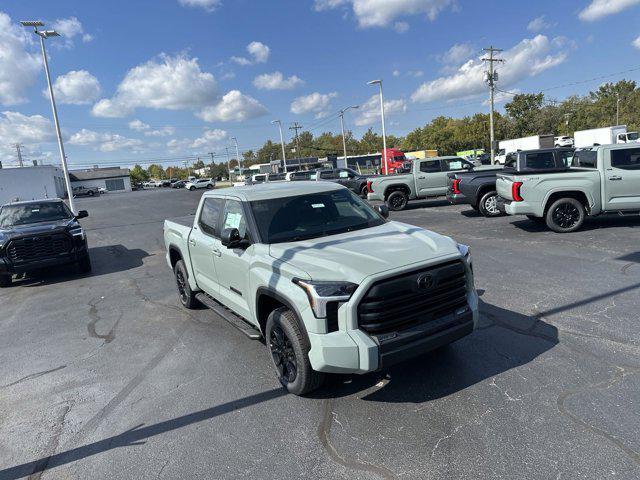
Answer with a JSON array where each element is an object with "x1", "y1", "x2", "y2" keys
[{"x1": 417, "y1": 273, "x2": 434, "y2": 290}]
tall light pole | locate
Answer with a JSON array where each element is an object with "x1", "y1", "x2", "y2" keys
[
  {"x1": 225, "y1": 147, "x2": 232, "y2": 181},
  {"x1": 272, "y1": 120, "x2": 287, "y2": 173},
  {"x1": 22, "y1": 20, "x2": 76, "y2": 213},
  {"x1": 367, "y1": 80, "x2": 388, "y2": 175},
  {"x1": 231, "y1": 136, "x2": 242, "y2": 172},
  {"x1": 339, "y1": 105, "x2": 359, "y2": 167}
]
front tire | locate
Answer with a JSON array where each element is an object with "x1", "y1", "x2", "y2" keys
[
  {"x1": 386, "y1": 190, "x2": 408, "y2": 211},
  {"x1": 266, "y1": 307, "x2": 324, "y2": 395},
  {"x1": 478, "y1": 190, "x2": 501, "y2": 217},
  {"x1": 546, "y1": 198, "x2": 585, "y2": 233},
  {"x1": 174, "y1": 260, "x2": 198, "y2": 309},
  {"x1": 0, "y1": 274, "x2": 11, "y2": 288},
  {"x1": 88, "y1": 190, "x2": 95, "y2": 196},
  {"x1": 189, "y1": 186, "x2": 196, "y2": 191},
  {"x1": 77, "y1": 255, "x2": 92, "y2": 273},
  {"x1": 206, "y1": 184, "x2": 213, "y2": 189}
]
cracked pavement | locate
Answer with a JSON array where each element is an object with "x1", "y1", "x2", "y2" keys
[{"x1": 0, "y1": 190, "x2": 639, "y2": 479}]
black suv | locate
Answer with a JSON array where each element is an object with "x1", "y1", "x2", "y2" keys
[
  {"x1": 0, "y1": 199, "x2": 91, "y2": 287},
  {"x1": 313, "y1": 167, "x2": 374, "y2": 197}
]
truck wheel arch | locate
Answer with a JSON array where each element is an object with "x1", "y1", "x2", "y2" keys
[
  {"x1": 475, "y1": 185, "x2": 496, "y2": 208},
  {"x1": 168, "y1": 245, "x2": 183, "y2": 269},
  {"x1": 383, "y1": 184, "x2": 411, "y2": 200},
  {"x1": 256, "y1": 288, "x2": 309, "y2": 339},
  {"x1": 544, "y1": 191, "x2": 591, "y2": 216}
]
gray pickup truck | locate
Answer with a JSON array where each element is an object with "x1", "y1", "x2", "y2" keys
[
  {"x1": 367, "y1": 156, "x2": 476, "y2": 211},
  {"x1": 496, "y1": 144, "x2": 640, "y2": 232},
  {"x1": 164, "y1": 182, "x2": 478, "y2": 395}
]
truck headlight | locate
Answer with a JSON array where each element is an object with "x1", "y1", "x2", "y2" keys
[
  {"x1": 293, "y1": 279, "x2": 358, "y2": 318},
  {"x1": 69, "y1": 227, "x2": 85, "y2": 240},
  {"x1": 457, "y1": 243, "x2": 472, "y2": 270}
]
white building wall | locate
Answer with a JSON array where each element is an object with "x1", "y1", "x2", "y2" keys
[
  {"x1": 0, "y1": 166, "x2": 66, "y2": 205},
  {"x1": 70, "y1": 176, "x2": 131, "y2": 192}
]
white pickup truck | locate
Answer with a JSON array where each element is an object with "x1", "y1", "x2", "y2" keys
[{"x1": 164, "y1": 182, "x2": 478, "y2": 394}]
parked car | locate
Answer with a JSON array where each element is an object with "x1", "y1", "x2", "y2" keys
[
  {"x1": 496, "y1": 143, "x2": 640, "y2": 232},
  {"x1": 554, "y1": 136, "x2": 574, "y2": 147},
  {"x1": 286, "y1": 171, "x2": 312, "y2": 181},
  {"x1": 72, "y1": 186, "x2": 100, "y2": 197},
  {"x1": 171, "y1": 180, "x2": 187, "y2": 189},
  {"x1": 97, "y1": 187, "x2": 107, "y2": 194},
  {"x1": 367, "y1": 156, "x2": 476, "y2": 211},
  {"x1": 313, "y1": 167, "x2": 375, "y2": 197},
  {"x1": 164, "y1": 182, "x2": 477, "y2": 395},
  {"x1": 185, "y1": 178, "x2": 215, "y2": 191},
  {"x1": 0, "y1": 199, "x2": 91, "y2": 287},
  {"x1": 447, "y1": 148, "x2": 574, "y2": 217}
]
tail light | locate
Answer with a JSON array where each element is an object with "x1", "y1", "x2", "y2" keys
[
  {"x1": 367, "y1": 180, "x2": 373, "y2": 193},
  {"x1": 512, "y1": 182, "x2": 524, "y2": 202},
  {"x1": 452, "y1": 179, "x2": 461, "y2": 194}
]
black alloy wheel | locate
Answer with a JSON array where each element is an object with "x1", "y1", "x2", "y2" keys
[
  {"x1": 553, "y1": 203, "x2": 580, "y2": 229},
  {"x1": 546, "y1": 198, "x2": 585, "y2": 233},
  {"x1": 269, "y1": 325, "x2": 298, "y2": 385}
]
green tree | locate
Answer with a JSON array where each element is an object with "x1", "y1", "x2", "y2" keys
[{"x1": 129, "y1": 164, "x2": 148, "y2": 183}]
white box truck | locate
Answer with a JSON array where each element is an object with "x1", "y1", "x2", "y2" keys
[
  {"x1": 496, "y1": 135, "x2": 555, "y2": 163},
  {"x1": 574, "y1": 125, "x2": 639, "y2": 148}
]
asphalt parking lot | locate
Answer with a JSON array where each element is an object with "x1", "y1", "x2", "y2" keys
[{"x1": 1, "y1": 187, "x2": 639, "y2": 479}]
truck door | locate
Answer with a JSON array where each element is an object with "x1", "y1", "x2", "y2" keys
[
  {"x1": 336, "y1": 169, "x2": 358, "y2": 191},
  {"x1": 415, "y1": 159, "x2": 443, "y2": 197},
  {"x1": 603, "y1": 146, "x2": 640, "y2": 211},
  {"x1": 189, "y1": 197, "x2": 224, "y2": 296},
  {"x1": 212, "y1": 198, "x2": 253, "y2": 320},
  {"x1": 441, "y1": 158, "x2": 473, "y2": 195}
]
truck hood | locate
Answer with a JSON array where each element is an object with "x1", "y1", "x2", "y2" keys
[
  {"x1": 268, "y1": 221, "x2": 460, "y2": 284},
  {"x1": 0, "y1": 218, "x2": 77, "y2": 237}
]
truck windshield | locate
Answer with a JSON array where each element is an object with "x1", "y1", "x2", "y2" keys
[
  {"x1": 627, "y1": 132, "x2": 639, "y2": 141},
  {"x1": 0, "y1": 202, "x2": 73, "y2": 227},
  {"x1": 250, "y1": 189, "x2": 385, "y2": 243}
]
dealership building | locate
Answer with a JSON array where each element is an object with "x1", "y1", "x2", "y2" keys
[
  {"x1": 0, "y1": 165, "x2": 67, "y2": 206},
  {"x1": 70, "y1": 167, "x2": 131, "y2": 192}
]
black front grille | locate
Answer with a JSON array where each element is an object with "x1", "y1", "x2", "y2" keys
[
  {"x1": 358, "y1": 260, "x2": 468, "y2": 334},
  {"x1": 7, "y1": 233, "x2": 72, "y2": 263}
]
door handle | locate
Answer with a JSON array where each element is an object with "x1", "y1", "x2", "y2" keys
[
  {"x1": 212, "y1": 248, "x2": 222, "y2": 257},
  {"x1": 609, "y1": 176, "x2": 623, "y2": 181},
  {"x1": 418, "y1": 176, "x2": 426, "y2": 179},
  {"x1": 188, "y1": 239, "x2": 196, "y2": 246}
]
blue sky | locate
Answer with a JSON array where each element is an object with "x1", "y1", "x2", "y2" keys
[{"x1": 0, "y1": 0, "x2": 639, "y2": 169}]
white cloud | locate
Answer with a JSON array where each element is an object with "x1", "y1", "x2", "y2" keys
[
  {"x1": 290, "y1": 92, "x2": 338, "y2": 118},
  {"x1": 45, "y1": 70, "x2": 101, "y2": 105},
  {"x1": 579, "y1": 0, "x2": 640, "y2": 21},
  {"x1": 145, "y1": 126, "x2": 176, "y2": 137},
  {"x1": 253, "y1": 72, "x2": 304, "y2": 90},
  {"x1": 633, "y1": 35, "x2": 640, "y2": 49},
  {"x1": 394, "y1": 21, "x2": 410, "y2": 33},
  {"x1": 69, "y1": 128, "x2": 144, "y2": 152},
  {"x1": 231, "y1": 41, "x2": 270, "y2": 65},
  {"x1": 355, "y1": 94, "x2": 407, "y2": 126},
  {"x1": 314, "y1": 0, "x2": 455, "y2": 28},
  {"x1": 527, "y1": 15, "x2": 554, "y2": 32},
  {"x1": 412, "y1": 35, "x2": 567, "y2": 103},
  {"x1": 392, "y1": 69, "x2": 401, "y2": 77},
  {"x1": 91, "y1": 54, "x2": 218, "y2": 117},
  {"x1": 190, "y1": 129, "x2": 228, "y2": 148},
  {"x1": 129, "y1": 119, "x2": 150, "y2": 131},
  {"x1": 0, "y1": 13, "x2": 41, "y2": 105},
  {"x1": 0, "y1": 111, "x2": 55, "y2": 145},
  {"x1": 178, "y1": 0, "x2": 222, "y2": 12},
  {"x1": 52, "y1": 17, "x2": 93, "y2": 47},
  {"x1": 198, "y1": 90, "x2": 268, "y2": 122},
  {"x1": 438, "y1": 42, "x2": 475, "y2": 66}
]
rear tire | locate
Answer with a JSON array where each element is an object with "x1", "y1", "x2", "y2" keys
[
  {"x1": 0, "y1": 274, "x2": 11, "y2": 288},
  {"x1": 206, "y1": 184, "x2": 213, "y2": 189},
  {"x1": 266, "y1": 307, "x2": 324, "y2": 395},
  {"x1": 360, "y1": 184, "x2": 368, "y2": 198},
  {"x1": 174, "y1": 260, "x2": 198, "y2": 309},
  {"x1": 545, "y1": 198, "x2": 585, "y2": 233},
  {"x1": 478, "y1": 190, "x2": 501, "y2": 217},
  {"x1": 189, "y1": 186, "x2": 196, "y2": 191},
  {"x1": 88, "y1": 190, "x2": 95, "y2": 196},
  {"x1": 386, "y1": 191, "x2": 408, "y2": 211},
  {"x1": 77, "y1": 255, "x2": 92, "y2": 273}
]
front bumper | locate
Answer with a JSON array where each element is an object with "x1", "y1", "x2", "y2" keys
[{"x1": 0, "y1": 242, "x2": 88, "y2": 275}]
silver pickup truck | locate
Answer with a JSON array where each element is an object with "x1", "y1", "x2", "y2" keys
[
  {"x1": 496, "y1": 144, "x2": 640, "y2": 232},
  {"x1": 164, "y1": 182, "x2": 478, "y2": 395}
]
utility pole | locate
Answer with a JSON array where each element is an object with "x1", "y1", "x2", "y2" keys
[
  {"x1": 22, "y1": 20, "x2": 76, "y2": 212},
  {"x1": 289, "y1": 122, "x2": 303, "y2": 158},
  {"x1": 272, "y1": 120, "x2": 287, "y2": 173},
  {"x1": 14, "y1": 143, "x2": 24, "y2": 167},
  {"x1": 225, "y1": 147, "x2": 232, "y2": 181},
  {"x1": 208, "y1": 152, "x2": 216, "y2": 178},
  {"x1": 482, "y1": 46, "x2": 504, "y2": 165}
]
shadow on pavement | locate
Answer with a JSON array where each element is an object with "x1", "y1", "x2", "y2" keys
[
  {"x1": 10, "y1": 245, "x2": 150, "y2": 287},
  {"x1": 512, "y1": 215, "x2": 640, "y2": 233}
]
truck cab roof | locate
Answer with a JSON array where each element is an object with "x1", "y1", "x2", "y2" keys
[{"x1": 216, "y1": 180, "x2": 345, "y2": 202}]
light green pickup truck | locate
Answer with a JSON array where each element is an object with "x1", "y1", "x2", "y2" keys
[
  {"x1": 367, "y1": 156, "x2": 476, "y2": 211},
  {"x1": 496, "y1": 144, "x2": 640, "y2": 232},
  {"x1": 164, "y1": 182, "x2": 478, "y2": 395}
]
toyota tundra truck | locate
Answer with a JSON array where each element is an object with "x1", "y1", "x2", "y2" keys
[
  {"x1": 496, "y1": 144, "x2": 640, "y2": 232},
  {"x1": 367, "y1": 156, "x2": 476, "y2": 211},
  {"x1": 164, "y1": 182, "x2": 477, "y2": 395}
]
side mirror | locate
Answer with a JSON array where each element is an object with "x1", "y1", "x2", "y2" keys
[
  {"x1": 376, "y1": 204, "x2": 389, "y2": 219},
  {"x1": 221, "y1": 228, "x2": 244, "y2": 249},
  {"x1": 76, "y1": 210, "x2": 89, "y2": 219}
]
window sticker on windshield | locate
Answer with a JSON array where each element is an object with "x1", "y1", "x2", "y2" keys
[
  {"x1": 225, "y1": 212, "x2": 242, "y2": 229},
  {"x1": 31, "y1": 209, "x2": 40, "y2": 213},
  {"x1": 311, "y1": 203, "x2": 325, "y2": 209}
]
